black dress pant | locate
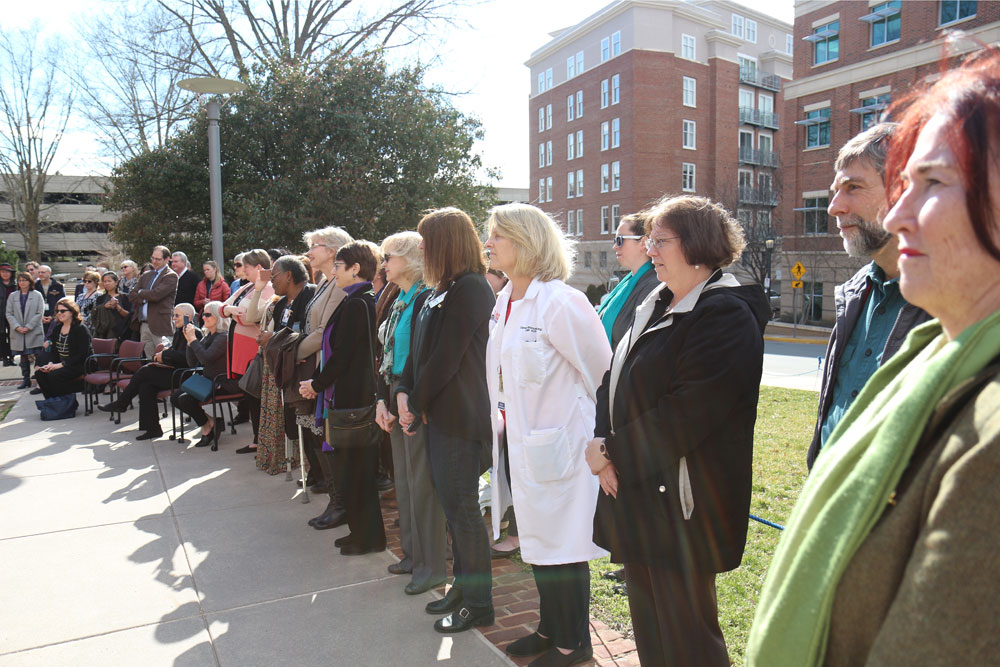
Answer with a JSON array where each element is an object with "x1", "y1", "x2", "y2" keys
[
  {"x1": 119, "y1": 365, "x2": 176, "y2": 434},
  {"x1": 333, "y1": 440, "x2": 385, "y2": 549},
  {"x1": 532, "y1": 562, "x2": 591, "y2": 649},
  {"x1": 622, "y1": 563, "x2": 729, "y2": 667},
  {"x1": 35, "y1": 367, "x2": 83, "y2": 398},
  {"x1": 301, "y1": 420, "x2": 328, "y2": 486}
]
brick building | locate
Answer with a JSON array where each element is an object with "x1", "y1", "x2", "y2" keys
[
  {"x1": 779, "y1": 0, "x2": 1000, "y2": 323},
  {"x1": 526, "y1": 0, "x2": 792, "y2": 292}
]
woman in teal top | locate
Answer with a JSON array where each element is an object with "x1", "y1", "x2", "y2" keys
[
  {"x1": 597, "y1": 213, "x2": 662, "y2": 348},
  {"x1": 374, "y1": 231, "x2": 445, "y2": 595}
]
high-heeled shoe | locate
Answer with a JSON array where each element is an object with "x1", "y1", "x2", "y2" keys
[{"x1": 195, "y1": 425, "x2": 217, "y2": 448}]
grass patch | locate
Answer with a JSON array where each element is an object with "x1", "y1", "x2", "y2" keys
[
  {"x1": 0, "y1": 400, "x2": 14, "y2": 422},
  {"x1": 588, "y1": 385, "x2": 817, "y2": 665}
]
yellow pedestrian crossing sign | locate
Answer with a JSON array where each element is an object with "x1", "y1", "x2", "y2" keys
[
  {"x1": 791, "y1": 262, "x2": 806, "y2": 279},
  {"x1": 792, "y1": 280, "x2": 803, "y2": 289}
]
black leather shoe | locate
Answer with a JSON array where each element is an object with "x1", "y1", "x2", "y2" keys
[
  {"x1": 29, "y1": 387, "x2": 43, "y2": 395},
  {"x1": 527, "y1": 645, "x2": 593, "y2": 667},
  {"x1": 313, "y1": 509, "x2": 347, "y2": 530},
  {"x1": 235, "y1": 445, "x2": 256, "y2": 454},
  {"x1": 388, "y1": 561, "x2": 411, "y2": 575},
  {"x1": 404, "y1": 579, "x2": 445, "y2": 596},
  {"x1": 334, "y1": 534, "x2": 356, "y2": 548},
  {"x1": 194, "y1": 426, "x2": 217, "y2": 448},
  {"x1": 17, "y1": 379, "x2": 31, "y2": 389},
  {"x1": 98, "y1": 401, "x2": 126, "y2": 413},
  {"x1": 425, "y1": 587, "x2": 463, "y2": 615},
  {"x1": 308, "y1": 503, "x2": 336, "y2": 527},
  {"x1": 433, "y1": 606, "x2": 494, "y2": 633},
  {"x1": 506, "y1": 632, "x2": 554, "y2": 658},
  {"x1": 340, "y1": 543, "x2": 385, "y2": 556},
  {"x1": 602, "y1": 567, "x2": 626, "y2": 582},
  {"x1": 136, "y1": 430, "x2": 163, "y2": 441}
]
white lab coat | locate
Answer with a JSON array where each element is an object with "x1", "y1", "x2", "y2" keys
[{"x1": 487, "y1": 277, "x2": 612, "y2": 565}]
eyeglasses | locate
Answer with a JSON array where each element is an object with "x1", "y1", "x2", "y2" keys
[
  {"x1": 644, "y1": 236, "x2": 681, "y2": 251},
  {"x1": 233, "y1": 262, "x2": 242, "y2": 267},
  {"x1": 383, "y1": 253, "x2": 393, "y2": 262},
  {"x1": 120, "y1": 265, "x2": 128, "y2": 269},
  {"x1": 203, "y1": 313, "x2": 215, "y2": 320},
  {"x1": 55, "y1": 308, "x2": 70, "y2": 314},
  {"x1": 614, "y1": 235, "x2": 644, "y2": 247},
  {"x1": 310, "y1": 243, "x2": 331, "y2": 250},
  {"x1": 84, "y1": 280, "x2": 95, "y2": 284},
  {"x1": 333, "y1": 261, "x2": 346, "y2": 268}
]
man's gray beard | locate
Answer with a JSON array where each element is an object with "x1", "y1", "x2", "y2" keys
[{"x1": 842, "y1": 215, "x2": 892, "y2": 258}]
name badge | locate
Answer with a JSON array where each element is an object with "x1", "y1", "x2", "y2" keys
[
  {"x1": 427, "y1": 291, "x2": 448, "y2": 309},
  {"x1": 498, "y1": 401, "x2": 505, "y2": 411}
]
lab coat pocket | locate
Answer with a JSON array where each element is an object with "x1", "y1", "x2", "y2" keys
[
  {"x1": 517, "y1": 342, "x2": 546, "y2": 386},
  {"x1": 523, "y1": 427, "x2": 573, "y2": 483},
  {"x1": 678, "y1": 456, "x2": 694, "y2": 520}
]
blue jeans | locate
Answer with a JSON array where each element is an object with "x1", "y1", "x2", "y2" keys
[{"x1": 425, "y1": 423, "x2": 492, "y2": 609}]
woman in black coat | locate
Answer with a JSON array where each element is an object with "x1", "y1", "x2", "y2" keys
[
  {"x1": 396, "y1": 208, "x2": 495, "y2": 634},
  {"x1": 585, "y1": 196, "x2": 769, "y2": 667},
  {"x1": 299, "y1": 241, "x2": 385, "y2": 556},
  {"x1": 35, "y1": 297, "x2": 93, "y2": 398}
]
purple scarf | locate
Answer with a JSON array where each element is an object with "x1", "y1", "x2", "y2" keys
[{"x1": 316, "y1": 281, "x2": 371, "y2": 450}]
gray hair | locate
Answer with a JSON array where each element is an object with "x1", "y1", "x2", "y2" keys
[
  {"x1": 120, "y1": 259, "x2": 138, "y2": 274},
  {"x1": 381, "y1": 231, "x2": 424, "y2": 284},
  {"x1": 38, "y1": 264, "x2": 52, "y2": 273},
  {"x1": 203, "y1": 301, "x2": 230, "y2": 332},
  {"x1": 303, "y1": 226, "x2": 353, "y2": 254},
  {"x1": 171, "y1": 251, "x2": 190, "y2": 267},
  {"x1": 834, "y1": 122, "x2": 898, "y2": 179},
  {"x1": 273, "y1": 255, "x2": 308, "y2": 284},
  {"x1": 173, "y1": 302, "x2": 196, "y2": 319}
]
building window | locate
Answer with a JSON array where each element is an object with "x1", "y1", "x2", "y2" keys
[
  {"x1": 738, "y1": 169, "x2": 753, "y2": 192},
  {"x1": 584, "y1": 251, "x2": 592, "y2": 268},
  {"x1": 601, "y1": 206, "x2": 610, "y2": 234},
  {"x1": 867, "y1": 1, "x2": 901, "y2": 47},
  {"x1": 538, "y1": 143, "x2": 545, "y2": 168},
  {"x1": 546, "y1": 68, "x2": 553, "y2": 90},
  {"x1": 576, "y1": 51, "x2": 584, "y2": 76},
  {"x1": 567, "y1": 134, "x2": 575, "y2": 160},
  {"x1": 682, "y1": 76, "x2": 696, "y2": 107},
  {"x1": 860, "y1": 93, "x2": 891, "y2": 130},
  {"x1": 576, "y1": 130, "x2": 583, "y2": 158},
  {"x1": 611, "y1": 118, "x2": 620, "y2": 148},
  {"x1": 537, "y1": 72, "x2": 545, "y2": 94},
  {"x1": 612, "y1": 31, "x2": 621, "y2": 56},
  {"x1": 805, "y1": 108, "x2": 831, "y2": 148},
  {"x1": 567, "y1": 209, "x2": 575, "y2": 234},
  {"x1": 804, "y1": 280, "x2": 824, "y2": 321},
  {"x1": 601, "y1": 122, "x2": 610, "y2": 151},
  {"x1": 568, "y1": 172, "x2": 575, "y2": 198},
  {"x1": 811, "y1": 21, "x2": 839, "y2": 65},
  {"x1": 611, "y1": 161, "x2": 620, "y2": 191},
  {"x1": 546, "y1": 140, "x2": 552, "y2": 166},
  {"x1": 567, "y1": 95, "x2": 574, "y2": 121},
  {"x1": 732, "y1": 14, "x2": 744, "y2": 39},
  {"x1": 739, "y1": 55, "x2": 757, "y2": 79},
  {"x1": 601, "y1": 37, "x2": 610, "y2": 62},
  {"x1": 611, "y1": 74, "x2": 620, "y2": 104},
  {"x1": 546, "y1": 176, "x2": 552, "y2": 203},
  {"x1": 601, "y1": 164, "x2": 610, "y2": 193},
  {"x1": 576, "y1": 91, "x2": 583, "y2": 118},
  {"x1": 786, "y1": 34, "x2": 794, "y2": 55},
  {"x1": 599, "y1": 251, "x2": 607, "y2": 268},
  {"x1": 538, "y1": 178, "x2": 544, "y2": 202},
  {"x1": 546, "y1": 104, "x2": 552, "y2": 130},
  {"x1": 576, "y1": 208, "x2": 583, "y2": 236},
  {"x1": 803, "y1": 196, "x2": 829, "y2": 234},
  {"x1": 682, "y1": 120, "x2": 696, "y2": 149},
  {"x1": 576, "y1": 169, "x2": 583, "y2": 197},
  {"x1": 940, "y1": 0, "x2": 976, "y2": 25},
  {"x1": 601, "y1": 79, "x2": 609, "y2": 108},
  {"x1": 682, "y1": 163, "x2": 696, "y2": 192},
  {"x1": 567, "y1": 55, "x2": 576, "y2": 80},
  {"x1": 746, "y1": 19, "x2": 757, "y2": 43},
  {"x1": 538, "y1": 108, "x2": 544, "y2": 133},
  {"x1": 681, "y1": 34, "x2": 696, "y2": 60},
  {"x1": 611, "y1": 204, "x2": 620, "y2": 229}
]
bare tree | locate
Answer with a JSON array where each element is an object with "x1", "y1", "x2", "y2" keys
[
  {"x1": 75, "y1": 5, "x2": 205, "y2": 160},
  {"x1": 0, "y1": 28, "x2": 74, "y2": 261}
]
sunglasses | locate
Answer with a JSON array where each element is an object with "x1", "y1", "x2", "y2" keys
[
  {"x1": 233, "y1": 262, "x2": 242, "y2": 267},
  {"x1": 614, "y1": 235, "x2": 644, "y2": 247},
  {"x1": 56, "y1": 308, "x2": 71, "y2": 314}
]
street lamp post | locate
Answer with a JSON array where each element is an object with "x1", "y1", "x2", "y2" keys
[
  {"x1": 177, "y1": 77, "x2": 247, "y2": 269},
  {"x1": 764, "y1": 237, "x2": 775, "y2": 291}
]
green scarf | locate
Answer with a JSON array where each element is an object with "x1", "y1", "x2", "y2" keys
[
  {"x1": 597, "y1": 261, "x2": 652, "y2": 344},
  {"x1": 746, "y1": 308, "x2": 1000, "y2": 666}
]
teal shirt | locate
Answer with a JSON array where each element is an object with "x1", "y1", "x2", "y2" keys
[
  {"x1": 820, "y1": 263, "x2": 906, "y2": 446},
  {"x1": 391, "y1": 282, "x2": 428, "y2": 376},
  {"x1": 597, "y1": 261, "x2": 653, "y2": 345}
]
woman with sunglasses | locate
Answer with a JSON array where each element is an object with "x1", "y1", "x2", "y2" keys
[
  {"x1": 118, "y1": 260, "x2": 139, "y2": 294},
  {"x1": 598, "y1": 214, "x2": 661, "y2": 349},
  {"x1": 75, "y1": 270, "x2": 101, "y2": 333},
  {"x1": 35, "y1": 298, "x2": 93, "y2": 399}
]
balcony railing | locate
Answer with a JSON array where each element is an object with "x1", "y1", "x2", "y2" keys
[
  {"x1": 738, "y1": 147, "x2": 780, "y2": 167},
  {"x1": 739, "y1": 107, "x2": 780, "y2": 129},
  {"x1": 738, "y1": 68, "x2": 782, "y2": 92},
  {"x1": 738, "y1": 185, "x2": 779, "y2": 206}
]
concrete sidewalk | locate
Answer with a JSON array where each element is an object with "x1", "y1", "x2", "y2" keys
[{"x1": 0, "y1": 384, "x2": 511, "y2": 667}]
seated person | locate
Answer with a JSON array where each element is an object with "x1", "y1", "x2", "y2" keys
[{"x1": 34, "y1": 298, "x2": 92, "y2": 399}]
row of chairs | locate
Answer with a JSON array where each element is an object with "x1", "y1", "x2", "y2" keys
[{"x1": 81, "y1": 338, "x2": 243, "y2": 450}]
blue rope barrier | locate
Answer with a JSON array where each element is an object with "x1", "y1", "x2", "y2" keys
[{"x1": 750, "y1": 513, "x2": 785, "y2": 531}]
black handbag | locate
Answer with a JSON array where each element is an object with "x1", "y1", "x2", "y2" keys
[
  {"x1": 238, "y1": 352, "x2": 263, "y2": 398},
  {"x1": 323, "y1": 296, "x2": 379, "y2": 449}
]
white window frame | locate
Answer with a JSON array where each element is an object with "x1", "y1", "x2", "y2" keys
[
  {"x1": 682, "y1": 120, "x2": 696, "y2": 150},
  {"x1": 682, "y1": 162, "x2": 696, "y2": 192},
  {"x1": 546, "y1": 176, "x2": 552, "y2": 203},
  {"x1": 538, "y1": 107, "x2": 545, "y2": 133},
  {"x1": 575, "y1": 169, "x2": 583, "y2": 197},
  {"x1": 601, "y1": 122, "x2": 609, "y2": 151},
  {"x1": 537, "y1": 72, "x2": 545, "y2": 94},
  {"x1": 601, "y1": 206, "x2": 609, "y2": 234},
  {"x1": 576, "y1": 51, "x2": 584, "y2": 76},
  {"x1": 612, "y1": 31, "x2": 621, "y2": 57},
  {"x1": 576, "y1": 130, "x2": 584, "y2": 158},
  {"x1": 567, "y1": 172, "x2": 575, "y2": 199},
  {"x1": 567, "y1": 209, "x2": 575, "y2": 234},
  {"x1": 681, "y1": 34, "x2": 696, "y2": 60},
  {"x1": 567, "y1": 134, "x2": 575, "y2": 160},
  {"x1": 576, "y1": 208, "x2": 583, "y2": 237},
  {"x1": 601, "y1": 79, "x2": 609, "y2": 108},
  {"x1": 567, "y1": 95, "x2": 574, "y2": 121},
  {"x1": 546, "y1": 140, "x2": 552, "y2": 166},
  {"x1": 538, "y1": 178, "x2": 544, "y2": 202},
  {"x1": 546, "y1": 68, "x2": 553, "y2": 90},
  {"x1": 576, "y1": 91, "x2": 583, "y2": 118},
  {"x1": 611, "y1": 118, "x2": 620, "y2": 148},
  {"x1": 939, "y1": 0, "x2": 976, "y2": 26},
  {"x1": 746, "y1": 19, "x2": 757, "y2": 43},
  {"x1": 786, "y1": 34, "x2": 794, "y2": 55},
  {"x1": 601, "y1": 164, "x2": 610, "y2": 193},
  {"x1": 682, "y1": 76, "x2": 696, "y2": 107},
  {"x1": 732, "y1": 14, "x2": 744, "y2": 39},
  {"x1": 611, "y1": 161, "x2": 620, "y2": 191},
  {"x1": 611, "y1": 74, "x2": 620, "y2": 104},
  {"x1": 538, "y1": 143, "x2": 545, "y2": 168},
  {"x1": 546, "y1": 104, "x2": 552, "y2": 130},
  {"x1": 567, "y1": 55, "x2": 576, "y2": 80},
  {"x1": 611, "y1": 204, "x2": 620, "y2": 230},
  {"x1": 868, "y1": 1, "x2": 901, "y2": 48},
  {"x1": 601, "y1": 37, "x2": 610, "y2": 62}
]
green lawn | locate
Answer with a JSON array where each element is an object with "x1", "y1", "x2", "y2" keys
[{"x1": 588, "y1": 385, "x2": 817, "y2": 665}]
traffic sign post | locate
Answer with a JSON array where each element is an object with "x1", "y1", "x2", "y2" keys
[{"x1": 790, "y1": 261, "x2": 806, "y2": 337}]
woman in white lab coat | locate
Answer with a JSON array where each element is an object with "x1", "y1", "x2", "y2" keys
[{"x1": 484, "y1": 203, "x2": 612, "y2": 667}]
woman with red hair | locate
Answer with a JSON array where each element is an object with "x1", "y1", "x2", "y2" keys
[{"x1": 748, "y1": 46, "x2": 1000, "y2": 666}]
